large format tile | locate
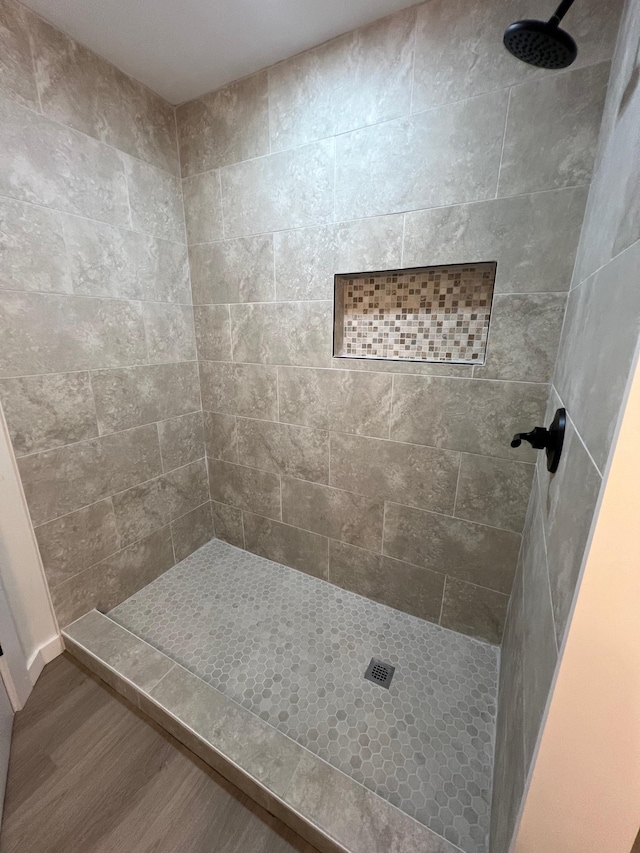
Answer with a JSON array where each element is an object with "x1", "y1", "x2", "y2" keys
[
  {"x1": 176, "y1": 72, "x2": 269, "y2": 177},
  {"x1": 142, "y1": 303, "x2": 196, "y2": 363},
  {"x1": 573, "y1": 0, "x2": 640, "y2": 283},
  {"x1": 30, "y1": 15, "x2": 178, "y2": 174},
  {"x1": 125, "y1": 156, "x2": 185, "y2": 243},
  {"x1": 203, "y1": 411, "x2": 238, "y2": 462},
  {"x1": 199, "y1": 361, "x2": 278, "y2": 420},
  {"x1": 0, "y1": 96, "x2": 129, "y2": 226},
  {"x1": 402, "y1": 189, "x2": 587, "y2": 295},
  {"x1": 278, "y1": 366, "x2": 392, "y2": 438},
  {"x1": 211, "y1": 500, "x2": 244, "y2": 548},
  {"x1": 334, "y1": 90, "x2": 507, "y2": 220},
  {"x1": 221, "y1": 139, "x2": 334, "y2": 238},
  {"x1": 51, "y1": 526, "x2": 174, "y2": 626},
  {"x1": 0, "y1": 197, "x2": 71, "y2": 294},
  {"x1": 412, "y1": 0, "x2": 621, "y2": 113},
  {"x1": 0, "y1": 371, "x2": 98, "y2": 456},
  {"x1": 194, "y1": 304, "x2": 232, "y2": 361},
  {"x1": 34, "y1": 498, "x2": 120, "y2": 588},
  {"x1": 208, "y1": 459, "x2": 281, "y2": 520},
  {"x1": 329, "y1": 540, "x2": 444, "y2": 623},
  {"x1": 390, "y1": 375, "x2": 548, "y2": 461},
  {"x1": 158, "y1": 411, "x2": 205, "y2": 472},
  {"x1": 0, "y1": 291, "x2": 146, "y2": 377},
  {"x1": 440, "y1": 578, "x2": 508, "y2": 644},
  {"x1": 0, "y1": 0, "x2": 38, "y2": 107},
  {"x1": 274, "y1": 216, "x2": 404, "y2": 302},
  {"x1": 91, "y1": 362, "x2": 200, "y2": 434},
  {"x1": 455, "y1": 453, "x2": 534, "y2": 533},
  {"x1": 282, "y1": 479, "x2": 383, "y2": 552},
  {"x1": 171, "y1": 502, "x2": 214, "y2": 561},
  {"x1": 182, "y1": 171, "x2": 223, "y2": 245},
  {"x1": 475, "y1": 293, "x2": 566, "y2": 382},
  {"x1": 537, "y1": 400, "x2": 603, "y2": 646},
  {"x1": 230, "y1": 302, "x2": 333, "y2": 367},
  {"x1": 330, "y1": 432, "x2": 459, "y2": 514},
  {"x1": 554, "y1": 240, "x2": 640, "y2": 471},
  {"x1": 243, "y1": 513, "x2": 328, "y2": 579},
  {"x1": 383, "y1": 502, "x2": 520, "y2": 593},
  {"x1": 62, "y1": 215, "x2": 190, "y2": 302},
  {"x1": 269, "y1": 8, "x2": 415, "y2": 151},
  {"x1": 17, "y1": 423, "x2": 162, "y2": 526},
  {"x1": 112, "y1": 459, "x2": 209, "y2": 546},
  {"x1": 236, "y1": 419, "x2": 329, "y2": 483},
  {"x1": 498, "y1": 62, "x2": 610, "y2": 196},
  {"x1": 189, "y1": 235, "x2": 275, "y2": 304},
  {"x1": 64, "y1": 610, "x2": 175, "y2": 690}
]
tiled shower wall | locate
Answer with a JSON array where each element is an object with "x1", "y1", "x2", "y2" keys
[
  {"x1": 177, "y1": 0, "x2": 620, "y2": 643},
  {"x1": 0, "y1": 0, "x2": 211, "y2": 627},
  {"x1": 491, "y1": 0, "x2": 638, "y2": 848}
]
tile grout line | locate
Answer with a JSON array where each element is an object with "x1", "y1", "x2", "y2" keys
[{"x1": 495, "y1": 87, "x2": 512, "y2": 200}]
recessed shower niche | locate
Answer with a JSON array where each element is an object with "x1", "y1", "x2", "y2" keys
[{"x1": 333, "y1": 262, "x2": 497, "y2": 363}]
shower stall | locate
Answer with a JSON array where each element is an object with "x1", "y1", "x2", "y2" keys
[{"x1": 1, "y1": 0, "x2": 638, "y2": 850}]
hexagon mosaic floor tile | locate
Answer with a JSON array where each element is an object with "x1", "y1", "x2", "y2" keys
[{"x1": 110, "y1": 539, "x2": 499, "y2": 853}]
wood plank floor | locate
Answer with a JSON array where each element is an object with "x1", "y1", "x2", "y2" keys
[{"x1": 0, "y1": 654, "x2": 319, "y2": 853}]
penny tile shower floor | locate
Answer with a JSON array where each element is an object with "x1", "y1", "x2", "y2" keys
[{"x1": 110, "y1": 539, "x2": 499, "y2": 853}]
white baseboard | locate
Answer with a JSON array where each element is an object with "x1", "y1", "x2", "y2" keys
[{"x1": 26, "y1": 634, "x2": 63, "y2": 686}]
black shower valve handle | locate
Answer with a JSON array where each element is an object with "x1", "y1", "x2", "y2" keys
[{"x1": 510, "y1": 426, "x2": 550, "y2": 450}]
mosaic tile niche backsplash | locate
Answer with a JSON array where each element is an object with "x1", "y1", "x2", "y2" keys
[{"x1": 334, "y1": 262, "x2": 497, "y2": 363}]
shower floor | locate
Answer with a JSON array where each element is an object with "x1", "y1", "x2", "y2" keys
[{"x1": 110, "y1": 539, "x2": 498, "y2": 853}]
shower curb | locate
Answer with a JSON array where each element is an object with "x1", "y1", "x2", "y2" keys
[{"x1": 62, "y1": 610, "x2": 463, "y2": 853}]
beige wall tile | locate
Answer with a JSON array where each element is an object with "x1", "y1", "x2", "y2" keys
[
  {"x1": 142, "y1": 303, "x2": 196, "y2": 363},
  {"x1": 91, "y1": 362, "x2": 200, "y2": 434},
  {"x1": 221, "y1": 139, "x2": 334, "y2": 238},
  {"x1": 17, "y1": 423, "x2": 162, "y2": 526},
  {"x1": 211, "y1": 500, "x2": 244, "y2": 548},
  {"x1": 440, "y1": 578, "x2": 508, "y2": 644},
  {"x1": 0, "y1": 198, "x2": 71, "y2": 294},
  {"x1": 189, "y1": 235, "x2": 275, "y2": 305},
  {"x1": 335, "y1": 90, "x2": 507, "y2": 220},
  {"x1": 203, "y1": 411, "x2": 238, "y2": 462},
  {"x1": 268, "y1": 9, "x2": 415, "y2": 151},
  {"x1": 177, "y1": 71, "x2": 269, "y2": 176},
  {"x1": 499, "y1": 63, "x2": 610, "y2": 196},
  {"x1": 230, "y1": 301, "x2": 333, "y2": 367},
  {"x1": 330, "y1": 432, "x2": 459, "y2": 514},
  {"x1": 0, "y1": 291, "x2": 147, "y2": 377},
  {"x1": 390, "y1": 375, "x2": 548, "y2": 461},
  {"x1": 455, "y1": 454, "x2": 534, "y2": 533},
  {"x1": 329, "y1": 540, "x2": 444, "y2": 623},
  {"x1": 171, "y1": 502, "x2": 214, "y2": 562},
  {"x1": 278, "y1": 366, "x2": 392, "y2": 438},
  {"x1": 0, "y1": 371, "x2": 98, "y2": 456},
  {"x1": 50, "y1": 526, "x2": 174, "y2": 626},
  {"x1": 402, "y1": 189, "x2": 587, "y2": 295},
  {"x1": 30, "y1": 15, "x2": 178, "y2": 174},
  {"x1": 200, "y1": 361, "x2": 278, "y2": 420},
  {"x1": 243, "y1": 513, "x2": 328, "y2": 579},
  {"x1": 282, "y1": 478, "x2": 384, "y2": 552},
  {"x1": 0, "y1": 96, "x2": 129, "y2": 226},
  {"x1": 35, "y1": 498, "x2": 119, "y2": 588},
  {"x1": 383, "y1": 501, "x2": 520, "y2": 593},
  {"x1": 0, "y1": 0, "x2": 38, "y2": 107},
  {"x1": 208, "y1": 459, "x2": 281, "y2": 519},
  {"x1": 182, "y1": 171, "x2": 223, "y2": 245},
  {"x1": 194, "y1": 304, "x2": 232, "y2": 361},
  {"x1": 63, "y1": 215, "x2": 190, "y2": 303},
  {"x1": 158, "y1": 411, "x2": 204, "y2": 472},
  {"x1": 237, "y1": 419, "x2": 329, "y2": 483},
  {"x1": 125, "y1": 156, "x2": 185, "y2": 242}
]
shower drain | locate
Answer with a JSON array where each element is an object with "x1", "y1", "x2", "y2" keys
[{"x1": 364, "y1": 658, "x2": 395, "y2": 689}]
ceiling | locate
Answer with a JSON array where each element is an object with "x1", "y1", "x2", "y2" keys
[{"x1": 22, "y1": 0, "x2": 419, "y2": 105}]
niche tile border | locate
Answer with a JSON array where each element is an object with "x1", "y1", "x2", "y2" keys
[{"x1": 334, "y1": 262, "x2": 497, "y2": 364}]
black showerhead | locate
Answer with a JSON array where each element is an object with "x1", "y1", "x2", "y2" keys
[{"x1": 503, "y1": 0, "x2": 578, "y2": 69}]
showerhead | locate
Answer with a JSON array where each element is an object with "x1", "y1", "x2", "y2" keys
[{"x1": 503, "y1": 0, "x2": 578, "y2": 69}]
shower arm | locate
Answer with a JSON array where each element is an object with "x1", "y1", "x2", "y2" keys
[{"x1": 550, "y1": 0, "x2": 576, "y2": 27}]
